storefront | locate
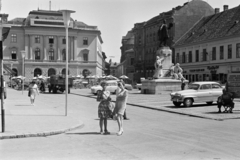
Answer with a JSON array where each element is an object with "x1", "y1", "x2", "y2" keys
[{"x1": 183, "y1": 65, "x2": 229, "y2": 83}]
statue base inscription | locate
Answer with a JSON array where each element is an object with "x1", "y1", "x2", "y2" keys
[{"x1": 141, "y1": 78, "x2": 182, "y2": 94}]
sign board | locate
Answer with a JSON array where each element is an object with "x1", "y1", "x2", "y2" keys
[{"x1": 227, "y1": 73, "x2": 240, "y2": 98}]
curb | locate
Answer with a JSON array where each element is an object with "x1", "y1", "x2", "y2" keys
[{"x1": 0, "y1": 123, "x2": 84, "y2": 140}]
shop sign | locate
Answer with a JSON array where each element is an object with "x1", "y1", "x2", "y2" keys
[
  {"x1": 231, "y1": 66, "x2": 240, "y2": 73},
  {"x1": 227, "y1": 73, "x2": 240, "y2": 98},
  {"x1": 189, "y1": 69, "x2": 205, "y2": 72}
]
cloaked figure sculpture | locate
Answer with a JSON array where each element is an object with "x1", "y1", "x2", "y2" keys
[{"x1": 158, "y1": 19, "x2": 173, "y2": 47}]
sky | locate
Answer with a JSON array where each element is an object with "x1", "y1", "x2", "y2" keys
[{"x1": 1, "y1": 0, "x2": 240, "y2": 63}]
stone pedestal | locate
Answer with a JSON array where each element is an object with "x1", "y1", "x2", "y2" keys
[{"x1": 141, "y1": 78, "x2": 182, "y2": 94}]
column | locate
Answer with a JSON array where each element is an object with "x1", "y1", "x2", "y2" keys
[
  {"x1": 44, "y1": 36, "x2": 47, "y2": 60},
  {"x1": 42, "y1": 35, "x2": 44, "y2": 61},
  {"x1": 24, "y1": 35, "x2": 29, "y2": 59},
  {"x1": 29, "y1": 35, "x2": 33, "y2": 60},
  {"x1": 74, "y1": 37, "x2": 77, "y2": 61},
  {"x1": 70, "y1": 37, "x2": 74, "y2": 61},
  {"x1": 57, "y1": 36, "x2": 61, "y2": 60}
]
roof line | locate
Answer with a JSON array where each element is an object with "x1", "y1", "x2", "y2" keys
[{"x1": 173, "y1": 16, "x2": 205, "y2": 47}]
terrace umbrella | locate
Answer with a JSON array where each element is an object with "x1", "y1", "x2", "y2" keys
[
  {"x1": 119, "y1": 75, "x2": 129, "y2": 79},
  {"x1": 106, "y1": 75, "x2": 119, "y2": 80}
]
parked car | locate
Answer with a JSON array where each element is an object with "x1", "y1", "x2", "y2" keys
[
  {"x1": 91, "y1": 80, "x2": 118, "y2": 95},
  {"x1": 125, "y1": 84, "x2": 133, "y2": 90},
  {"x1": 170, "y1": 81, "x2": 223, "y2": 107},
  {"x1": 136, "y1": 83, "x2": 142, "y2": 90}
]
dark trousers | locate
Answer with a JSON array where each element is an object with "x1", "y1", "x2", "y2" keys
[{"x1": 217, "y1": 101, "x2": 235, "y2": 110}]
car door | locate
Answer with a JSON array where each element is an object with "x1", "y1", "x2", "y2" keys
[
  {"x1": 196, "y1": 84, "x2": 212, "y2": 102},
  {"x1": 210, "y1": 83, "x2": 223, "y2": 102}
]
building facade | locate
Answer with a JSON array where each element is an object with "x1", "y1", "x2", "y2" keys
[
  {"x1": 174, "y1": 5, "x2": 240, "y2": 83},
  {"x1": 133, "y1": 0, "x2": 214, "y2": 83},
  {"x1": 3, "y1": 9, "x2": 104, "y2": 81},
  {"x1": 120, "y1": 30, "x2": 135, "y2": 81}
]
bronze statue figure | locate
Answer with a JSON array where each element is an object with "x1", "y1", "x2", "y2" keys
[{"x1": 158, "y1": 19, "x2": 173, "y2": 47}]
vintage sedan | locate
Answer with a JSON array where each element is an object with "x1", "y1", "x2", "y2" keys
[
  {"x1": 170, "y1": 81, "x2": 223, "y2": 107},
  {"x1": 91, "y1": 80, "x2": 118, "y2": 95}
]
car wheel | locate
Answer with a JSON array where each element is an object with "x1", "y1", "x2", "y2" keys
[
  {"x1": 173, "y1": 102, "x2": 182, "y2": 107},
  {"x1": 184, "y1": 98, "x2": 193, "y2": 107},
  {"x1": 206, "y1": 102, "x2": 213, "y2": 105}
]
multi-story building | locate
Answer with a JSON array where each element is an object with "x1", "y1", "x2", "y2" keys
[
  {"x1": 3, "y1": 9, "x2": 104, "y2": 81},
  {"x1": 133, "y1": 0, "x2": 214, "y2": 83},
  {"x1": 174, "y1": 5, "x2": 240, "y2": 83},
  {"x1": 120, "y1": 30, "x2": 135, "y2": 81}
]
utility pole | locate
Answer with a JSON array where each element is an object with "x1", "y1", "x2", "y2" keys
[{"x1": 0, "y1": 13, "x2": 11, "y2": 132}]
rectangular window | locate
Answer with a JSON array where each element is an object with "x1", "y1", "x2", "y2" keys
[
  {"x1": 130, "y1": 58, "x2": 134, "y2": 65},
  {"x1": 83, "y1": 37, "x2": 88, "y2": 45},
  {"x1": 228, "y1": 44, "x2": 232, "y2": 59},
  {"x1": 220, "y1": 46, "x2": 224, "y2": 59},
  {"x1": 83, "y1": 53, "x2": 88, "y2": 61},
  {"x1": 237, "y1": 43, "x2": 240, "y2": 58},
  {"x1": 11, "y1": 50, "x2": 17, "y2": 59},
  {"x1": 188, "y1": 51, "x2": 192, "y2": 63},
  {"x1": 62, "y1": 38, "x2": 66, "y2": 44},
  {"x1": 176, "y1": 53, "x2": 179, "y2": 63},
  {"x1": 11, "y1": 34, "x2": 17, "y2": 43},
  {"x1": 182, "y1": 52, "x2": 185, "y2": 63},
  {"x1": 195, "y1": 50, "x2": 199, "y2": 62},
  {"x1": 35, "y1": 35, "x2": 40, "y2": 43},
  {"x1": 203, "y1": 49, "x2": 207, "y2": 61},
  {"x1": 49, "y1": 36, "x2": 54, "y2": 44},
  {"x1": 212, "y1": 47, "x2": 216, "y2": 60}
]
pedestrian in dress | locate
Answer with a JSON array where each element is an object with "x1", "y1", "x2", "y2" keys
[
  {"x1": 28, "y1": 81, "x2": 39, "y2": 106},
  {"x1": 115, "y1": 81, "x2": 128, "y2": 136},
  {"x1": 97, "y1": 82, "x2": 112, "y2": 135}
]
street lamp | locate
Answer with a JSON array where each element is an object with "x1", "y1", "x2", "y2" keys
[
  {"x1": 10, "y1": 61, "x2": 13, "y2": 88},
  {"x1": 60, "y1": 9, "x2": 75, "y2": 116},
  {"x1": 21, "y1": 50, "x2": 25, "y2": 94},
  {"x1": 0, "y1": 13, "x2": 11, "y2": 132}
]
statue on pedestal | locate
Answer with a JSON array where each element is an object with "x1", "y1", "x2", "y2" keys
[
  {"x1": 158, "y1": 19, "x2": 173, "y2": 47},
  {"x1": 153, "y1": 56, "x2": 164, "y2": 79}
]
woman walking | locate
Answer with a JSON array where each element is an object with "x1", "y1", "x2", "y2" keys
[
  {"x1": 115, "y1": 81, "x2": 128, "y2": 136},
  {"x1": 29, "y1": 81, "x2": 39, "y2": 106},
  {"x1": 97, "y1": 82, "x2": 112, "y2": 135}
]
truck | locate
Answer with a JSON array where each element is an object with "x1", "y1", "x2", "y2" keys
[{"x1": 48, "y1": 75, "x2": 73, "y2": 93}]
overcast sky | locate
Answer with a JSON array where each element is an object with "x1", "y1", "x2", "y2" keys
[{"x1": 1, "y1": 0, "x2": 239, "y2": 62}]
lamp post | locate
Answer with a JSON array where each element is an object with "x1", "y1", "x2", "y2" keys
[
  {"x1": 0, "y1": 13, "x2": 11, "y2": 132},
  {"x1": 60, "y1": 10, "x2": 75, "y2": 116},
  {"x1": 21, "y1": 50, "x2": 25, "y2": 95}
]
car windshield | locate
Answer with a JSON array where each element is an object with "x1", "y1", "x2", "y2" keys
[{"x1": 188, "y1": 84, "x2": 200, "y2": 90}]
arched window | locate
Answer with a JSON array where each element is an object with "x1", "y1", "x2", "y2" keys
[
  {"x1": 61, "y1": 68, "x2": 70, "y2": 75},
  {"x1": 62, "y1": 49, "x2": 66, "y2": 61},
  {"x1": 35, "y1": 48, "x2": 41, "y2": 60},
  {"x1": 49, "y1": 48, "x2": 54, "y2": 60},
  {"x1": 12, "y1": 68, "x2": 18, "y2": 76},
  {"x1": 34, "y1": 68, "x2": 42, "y2": 77},
  {"x1": 48, "y1": 68, "x2": 56, "y2": 76}
]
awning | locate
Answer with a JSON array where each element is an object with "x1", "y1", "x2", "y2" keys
[{"x1": 3, "y1": 64, "x2": 16, "y2": 75}]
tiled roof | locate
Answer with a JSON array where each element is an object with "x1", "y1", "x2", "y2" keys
[
  {"x1": 8, "y1": 18, "x2": 25, "y2": 25},
  {"x1": 175, "y1": 5, "x2": 240, "y2": 46}
]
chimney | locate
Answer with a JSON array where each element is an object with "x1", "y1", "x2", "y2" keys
[
  {"x1": 223, "y1": 5, "x2": 228, "y2": 11},
  {"x1": 215, "y1": 8, "x2": 220, "y2": 14}
]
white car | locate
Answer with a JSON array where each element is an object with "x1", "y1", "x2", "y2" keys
[
  {"x1": 170, "y1": 81, "x2": 223, "y2": 107},
  {"x1": 91, "y1": 80, "x2": 118, "y2": 95},
  {"x1": 136, "y1": 83, "x2": 142, "y2": 90}
]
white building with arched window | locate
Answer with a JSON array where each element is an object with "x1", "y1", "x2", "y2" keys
[{"x1": 3, "y1": 9, "x2": 104, "y2": 81}]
